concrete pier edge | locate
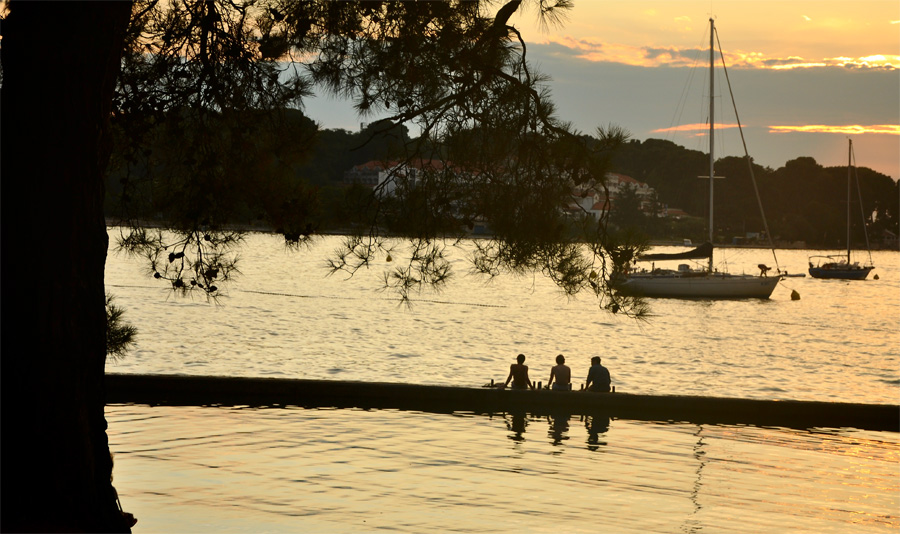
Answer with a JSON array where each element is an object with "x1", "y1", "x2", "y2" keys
[{"x1": 105, "y1": 374, "x2": 899, "y2": 432}]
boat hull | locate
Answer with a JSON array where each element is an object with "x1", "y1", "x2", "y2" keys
[
  {"x1": 808, "y1": 265, "x2": 873, "y2": 280},
  {"x1": 615, "y1": 273, "x2": 780, "y2": 299}
]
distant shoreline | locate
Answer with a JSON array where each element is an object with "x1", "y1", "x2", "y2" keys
[{"x1": 105, "y1": 219, "x2": 897, "y2": 252}]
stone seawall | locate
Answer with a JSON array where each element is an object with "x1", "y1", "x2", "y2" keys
[{"x1": 105, "y1": 374, "x2": 899, "y2": 432}]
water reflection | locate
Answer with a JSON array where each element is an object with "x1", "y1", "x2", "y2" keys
[
  {"x1": 682, "y1": 426, "x2": 708, "y2": 534},
  {"x1": 547, "y1": 412, "x2": 571, "y2": 446},
  {"x1": 504, "y1": 410, "x2": 612, "y2": 450},
  {"x1": 584, "y1": 413, "x2": 611, "y2": 451},
  {"x1": 505, "y1": 411, "x2": 528, "y2": 442},
  {"x1": 108, "y1": 404, "x2": 900, "y2": 533}
]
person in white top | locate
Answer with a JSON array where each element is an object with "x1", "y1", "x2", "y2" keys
[{"x1": 547, "y1": 354, "x2": 572, "y2": 391}]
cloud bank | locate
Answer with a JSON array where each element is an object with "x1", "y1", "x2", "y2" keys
[
  {"x1": 524, "y1": 42, "x2": 899, "y2": 178},
  {"x1": 534, "y1": 36, "x2": 899, "y2": 70}
]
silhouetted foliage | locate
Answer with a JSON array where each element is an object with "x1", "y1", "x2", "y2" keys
[
  {"x1": 609, "y1": 138, "x2": 897, "y2": 247},
  {"x1": 110, "y1": 0, "x2": 639, "y2": 315},
  {"x1": 610, "y1": 183, "x2": 645, "y2": 230},
  {"x1": 4, "y1": 3, "x2": 895, "y2": 531},
  {"x1": 106, "y1": 293, "x2": 137, "y2": 361}
]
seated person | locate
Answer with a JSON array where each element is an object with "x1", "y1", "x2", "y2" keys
[
  {"x1": 504, "y1": 354, "x2": 532, "y2": 389},
  {"x1": 547, "y1": 354, "x2": 572, "y2": 391},
  {"x1": 585, "y1": 356, "x2": 611, "y2": 392}
]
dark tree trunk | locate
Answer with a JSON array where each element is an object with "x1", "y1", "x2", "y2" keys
[{"x1": 1, "y1": 2, "x2": 134, "y2": 531}]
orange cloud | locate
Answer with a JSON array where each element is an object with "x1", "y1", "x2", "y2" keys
[
  {"x1": 768, "y1": 125, "x2": 900, "y2": 135},
  {"x1": 538, "y1": 36, "x2": 899, "y2": 70},
  {"x1": 767, "y1": 54, "x2": 900, "y2": 70},
  {"x1": 653, "y1": 123, "x2": 741, "y2": 133}
]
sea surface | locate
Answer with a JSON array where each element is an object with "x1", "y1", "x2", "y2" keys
[{"x1": 105, "y1": 232, "x2": 899, "y2": 532}]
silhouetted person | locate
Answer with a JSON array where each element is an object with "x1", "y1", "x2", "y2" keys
[
  {"x1": 504, "y1": 353, "x2": 532, "y2": 389},
  {"x1": 547, "y1": 354, "x2": 572, "y2": 391},
  {"x1": 585, "y1": 356, "x2": 611, "y2": 392}
]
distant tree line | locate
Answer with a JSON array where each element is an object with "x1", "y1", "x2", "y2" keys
[
  {"x1": 611, "y1": 138, "x2": 898, "y2": 248},
  {"x1": 105, "y1": 111, "x2": 413, "y2": 236},
  {"x1": 107, "y1": 126, "x2": 899, "y2": 249}
]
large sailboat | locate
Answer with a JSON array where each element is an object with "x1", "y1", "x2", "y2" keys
[
  {"x1": 615, "y1": 19, "x2": 781, "y2": 299},
  {"x1": 808, "y1": 139, "x2": 875, "y2": 280}
]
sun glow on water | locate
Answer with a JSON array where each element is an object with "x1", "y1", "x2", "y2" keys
[{"x1": 104, "y1": 233, "x2": 900, "y2": 532}]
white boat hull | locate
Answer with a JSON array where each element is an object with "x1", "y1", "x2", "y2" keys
[{"x1": 616, "y1": 273, "x2": 780, "y2": 299}]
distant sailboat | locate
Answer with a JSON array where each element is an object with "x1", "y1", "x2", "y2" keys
[
  {"x1": 615, "y1": 18, "x2": 781, "y2": 299},
  {"x1": 808, "y1": 139, "x2": 875, "y2": 280}
]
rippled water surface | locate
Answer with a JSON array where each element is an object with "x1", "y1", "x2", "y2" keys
[
  {"x1": 105, "y1": 233, "x2": 899, "y2": 532},
  {"x1": 107, "y1": 233, "x2": 898, "y2": 403},
  {"x1": 108, "y1": 406, "x2": 898, "y2": 533}
]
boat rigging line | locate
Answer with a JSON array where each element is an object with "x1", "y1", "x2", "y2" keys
[
  {"x1": 851, "y1": 145, "x2": 876, "y2": 268},
  {"x1": 713, "y1": 25, "x2": 782, "y2": 276}
]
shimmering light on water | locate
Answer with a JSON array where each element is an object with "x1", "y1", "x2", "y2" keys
[
  {"x1": 107, "y1": 405, "x2": 898, "y2": 533},
  {"x1": 106, "y1": 233, "x2": 899, "y2": 403},
  {"x1": 104, "y1": 233, "x2": 899, "y2": 531}
]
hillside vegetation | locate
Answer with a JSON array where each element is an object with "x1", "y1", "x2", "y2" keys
[{"x1": 106, "y1": 120, "x2": 899, "y2": 249}]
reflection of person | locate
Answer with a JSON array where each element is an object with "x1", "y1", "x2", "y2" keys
[
  {"x1": 507, "y1": 411, "x2": 527, "y2": 442},
  {"x1": 504, "y1": 354, "x2": 532, "y2": 389},
  {"x1": 548, "y1": 413, "x2": 571, "y2": 445},
  {"x1": 585, "y1": 414, "x2": 610, "y2": 451},
  {"x1": 585, "y1": 356, "x2": 611, "y2": 392},
  {"x1": 547, "y1": 354, "x2": 571, "y2": 391}
]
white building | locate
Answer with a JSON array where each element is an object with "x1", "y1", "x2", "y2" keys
[
  {"x1": 343, "y1": 159, "x2": 455, "y2": 195},
  {"x1": 569, "y1": 172, "x2": 658, "y2": 221}
]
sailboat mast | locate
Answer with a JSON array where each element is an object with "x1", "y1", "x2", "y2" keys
[
  {"x1": 846, "y1": 139, "x2": 852, "y2": 263},
  {"x1": 708, "y1": 18, "x2": 715, "y2": 272}
]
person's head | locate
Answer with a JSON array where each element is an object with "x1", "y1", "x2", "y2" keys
[
  {"x1": 591, "y1": 356, "x2": 601, "y2": 365},
  {"x1": 556, "y1": 354, "x2": 565, "y2": 365},
  {"x1": 516, "y1": 354, "x2": 526, "y2": 364}
]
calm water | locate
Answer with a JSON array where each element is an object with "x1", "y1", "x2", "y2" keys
[{"x1": 105, "y1": 232, "x2": 899, "y2": 532}]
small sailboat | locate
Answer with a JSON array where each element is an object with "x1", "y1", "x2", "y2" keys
[
  {"x1": 615, "y1": 19, "x2": 781, "y2": 299},
  {"x1": 808, "y1": 139, "x2": 875, "y2": 280}
]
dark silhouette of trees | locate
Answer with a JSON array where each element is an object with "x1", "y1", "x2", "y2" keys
[
  {"x1": 108, "y1": 0, "x2": 632, "y2": 301},
  {"x1": 3, "y1": 1, "x2": 894, "y2": 528},
  {"x1": 106, "y1": 294, "x2": 138, "y2": 361},
  {"x1": 610, "y1": 183, "x2": 646, "y2": 231},
  {"x1": 2, "y1": 2, "x2": 135, "y2": 532},
  {"x1": 863, "y1": 169, "x2": 899, "y2": 244},
  {"x1": 768, "y1": 157, "x2": 837, "y2": 245},
  {"x1": 764, "y1": 156, "x2": 896, "y2": 247},
  {"x1": 712, "y1": 157, "x2": 755, "y2": 236},
  {"x1": 2, "y1": 1, "x2": 631, "y2": 531},
  {"x1": 608, "y1": 139, "x2": 897, "y2": 247},
  {"x1": 301, "y1": 121, "x2": 412, "y2": 187},
  {"x1": 108, "y1": 118, "x2": 899, "y2": 248},
  {"x1": 612, "y1": 138, "x2": 709, "y2": 217}
]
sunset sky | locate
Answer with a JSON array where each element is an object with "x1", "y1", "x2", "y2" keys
[{"x1": 306, "y1": 0, "x2": 899, "y2": 180}]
